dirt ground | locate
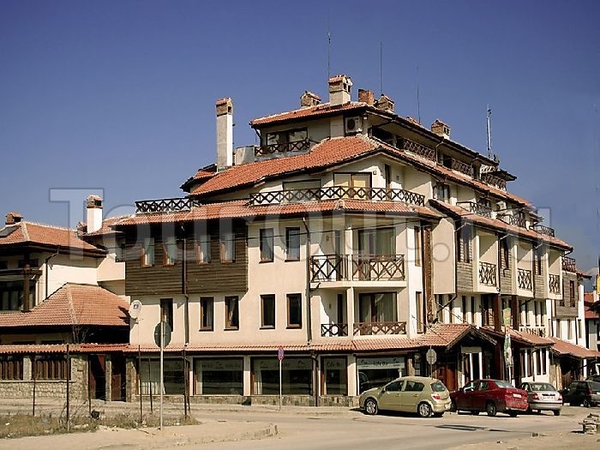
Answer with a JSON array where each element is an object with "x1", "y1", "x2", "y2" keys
[{"x1": 450, "y1": 430, "x2": 600, "y2": 450}]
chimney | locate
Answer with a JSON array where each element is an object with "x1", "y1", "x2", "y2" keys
[
  {"x1": 300, "y1": 91, "x2": 321, "y2": 108},
  {"x1": 5, "y1": 212, "x2": 23, "y2": 225},
  {"x1": 328, "y1": 75, "x2": 352, "y2": 106},
  {"x1": 431, "y1": 119, "x2": 451, "y2": 139},
  {"x1": 358, "y1": 89, "x2": 375, "y2": 106},
  {"x1": 216, "y1": 97, "x2": 234, "y2": 172},
  {"x1": 86, "y1": 195, "x2": 103, "y2": 233},
  {"x1": 375, "y1": 94, "x2": 394, "y2": 113}
]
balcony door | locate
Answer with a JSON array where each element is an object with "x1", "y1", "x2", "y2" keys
[
  {"x1": 356, "y1": 228, "x2": 395, "y2": 280},
  {"x1": 358, "y1": 293, "x2": 397, "y2": 324},
  {"x1": 334, "y1": 173, "x2": 371, "y2": 199}
]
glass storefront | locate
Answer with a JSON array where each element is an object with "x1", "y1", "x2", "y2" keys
[
  {"x1": 139, "y1": 358, "x2": 185, "y2": 395},
  {"x1": 252, "y1": 357, "x2": 312, "y2": 395},
  {"x1": 195, "y1": 358, "x2": 243, "y2": 395},
  {"x1": 322, "y1": 357, "x2": 347, "y2": 395},
  {"x1": 357, "y1": 356, "x2": 405, "y2": 393}
]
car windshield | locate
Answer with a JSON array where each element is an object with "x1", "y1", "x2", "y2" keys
[
  {"x1": 431, "y1": 381, "x2": 447, "y2": 392},
  {"x1": 530, "y1": 383, "x2": 556, "y2": 391},
  {"x1": 494, "y1": 380, "x2": 514, "y2": 389},
  {"x1": 591, "y1": 381, "x2": 600, "y2": 390}
]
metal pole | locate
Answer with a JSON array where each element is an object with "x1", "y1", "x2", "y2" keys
[
  {"x1": 138, "y1": 345, "x2": 142, "y2": 424},
  {"x1": 160, "y1": 320, "x2": 164, "y2": 430},
  {"x1": 279, "y1": 358, "x2": 282, "y2": 411},
  {"x1": 32, "y1": 355, "x2": 36, "y2": 417},
  {"x1": 148, "y1": 358, "x2": 153, "y2": 412},
  {"x1": 66, "y1": 344, "x2": 70, "y2": 432}
]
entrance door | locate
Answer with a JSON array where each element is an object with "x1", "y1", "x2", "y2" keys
[
  {"x1": 110, "y1": 353, "x2": 126, "y2": 401},
  {"x1": 88, "y1": 354, "x2": 106, "y2": 400}
]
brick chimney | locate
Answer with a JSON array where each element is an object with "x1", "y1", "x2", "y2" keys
[
  {"x1": 358, "y1": 89, "x2": 375, "y2": 106},
  {"x1": 5, "y1": 212, "x2": 23, "y2": 225},
  {"x1": 328, "y1": 75, "x2": 352, "y2": 106},
  {"x1": 431, "y1": 119, "x2": 451, "y2": 139},
  {"x1": 86, "y1": 195, "x2": 103, "y2": 233},
  {"x1": 216, "y1": 97, "x2": 234, "y2": 172},
  {"x1": 300, "y1": 91, "x2": 321, "y2": 108},
  {"x1": 375, "y1": 94, "x2": 394, "y2": 113}
]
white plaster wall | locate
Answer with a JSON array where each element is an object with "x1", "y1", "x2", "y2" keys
[{"x1": 432, "y1": 218, "x2": 456, "y2": 295}]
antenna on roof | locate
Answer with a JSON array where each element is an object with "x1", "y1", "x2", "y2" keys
[
  {"x1": 486, "y1": 105, "x2": 493, "y2": 159},
  {"x1": 379, "y1": 42, "x2": 384, "y2": 95},
  {"x1": 327, "y1": 11, "x2": 331, "y2": 80}
]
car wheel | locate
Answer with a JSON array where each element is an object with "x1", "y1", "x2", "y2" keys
[
  {"x1": 418, "y1": 402, "x2": 433, "y2": 418},
  {"x1": 486, "y1": 402, "x2": 497, "y2": 417},
  {"x1": 364, "y1": 398, "x2": 378, "y2": 415},
  {"x1": 509, "y1": 411, "x2": 518, "y2": 417},
  {"x1": 471, "y1": 410, "x2": 480, "y2": 415},
  {"x1": 583, "y1": 399, "x2": 591, "y2": 408},
  {"x1": 553, "y1": 410, "x2": 561, "y2": 416}
]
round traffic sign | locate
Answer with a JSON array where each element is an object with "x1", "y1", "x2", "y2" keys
[{"x1": 426, "y1": 348, "x2": 437, "y2": 365}]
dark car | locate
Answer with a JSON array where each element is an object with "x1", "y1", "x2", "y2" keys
[
  {"x1": 450, "y1": 379, "x2": 528, "y2": 417},
  {"x1": 561, "y1": 380, "x2": 600, "y2": 407}
]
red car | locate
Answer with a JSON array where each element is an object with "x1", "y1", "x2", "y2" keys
[{"x1": 450, "y1": 379, "x2": 528, "y2": 417}]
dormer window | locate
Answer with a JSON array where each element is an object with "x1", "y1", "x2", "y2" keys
[{"x1": 261, "y1": 128, "x2": 309, "y2": 156}]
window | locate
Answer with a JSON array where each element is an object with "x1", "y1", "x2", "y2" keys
[
  {"x1": 200, "y1": 297, "x2": 214, "y2": 331},
  {"x1": 163, "y1": 236, "x2": 178, "y2": 266},
  {"x1": 287, "y1": 293, "x2": 302, "y2": 328},
  {"x1": 34, "y1": 355, "x2": 68, "y2": 380},
  {"x1": 160, "y1": 298, "x2": 173, "y2": 330},
  {"x1": 225, "y1": 296, "x2": 239, "y2": 329},
  {"x1": 334, "y1": 172, "x2": 372, "y2": 199},
  {"x1": 358, "y1": 293, "x2": 397, "y2": 324},
  {"x1": 0, "y1": 280, "x2": 35, "y2": 311},
  {"x1": 534, "y1": 246, "x2": 543, "y2": 275},
  {"x1": 261, "y1": 294, "x2": 276, "y2": 328},
  {"x1": 196, "y1": 234, "x2": 211, "y2": 264},
  {"x1": 142, "y1": 237, "x2": 155, "y2": 267},
  {"x1": 416, "y1": 292, "x2": 424, "y2": 333},
  {"x1": 457, "y1": 224, "x2": 472, "y2": 263},
  {"x1": 260, "y1": 228, "x2": 274, "y2": 262},
  {"x1": 266, "y1": 128, "x2": 308, "y2": 152},
  {"x1": 285, "y1": 227, "x2": 300, "y2": 261},
  {"x1": 0, "y1": 355, "x2": 23, "y2": 380},
  {"x1": 434, "y1": 183, "x2": 450, "y2": 202},
  {"x1": 569, "y1": 280, "x2": 575, "y2": 302},
  {"x1": 500, "y1": 237, "x2": 510, "y2": 269},
  {"x1": 220, "y1": 232, "x2": 235, "y2": 262},
  {"x1": 414, "y1": 226, "x2": 422, "y2": 266}
]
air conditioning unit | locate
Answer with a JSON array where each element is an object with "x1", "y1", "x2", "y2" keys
[{"x1": 345, "y1": 116, "x2": 362, "y2": 134}]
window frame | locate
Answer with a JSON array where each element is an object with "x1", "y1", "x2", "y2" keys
[
  {"x1": 141, "y1": 237, "x2": 155, "y2": 267},
  {"x1": 285, "y1": 227, "x2": 301, "y2": 261},
  {"x1": 163, "y1": 236, "x2": 178, "y2": 266},
  {"x1": 196, "y1": 234, "x2": 211, "y2": 264},
  {"x1": 160, "y1": 298, "x2": 173, "y2": 330},
  {"x1": 225, "y1": 296, "x2": 239, "y2": 330},
  {"x1": 259, "y1": 228, "x2": 274, "y2": 263},
  {"x1": 260, "y1": 294, "x2": 276, "y2": 329},
  {"x1": 287, "y1": 293, "x2": 302, "y2": 329},
  {"x1": 220, "y1": 232, "x2": 236, "y2": 263},
  {"x1": 199, "y1": 297, "x2": 214, "y2": 331}
]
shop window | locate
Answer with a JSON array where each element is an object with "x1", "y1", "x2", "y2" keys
[
  {"x1": 252, "y1": 357, "x2": 312, "y2": 395},
  {"x1": 139, "y1": 359, "x2": 184, "y2": 395},
  {"x1": 195, "y1": 358, "x2": 243, "y2": 395},
  {"x1": 322, "y1": 357, "x2": 347, "y2": 395}
]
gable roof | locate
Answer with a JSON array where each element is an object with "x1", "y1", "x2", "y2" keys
[
  {"x1": 250, "y1": 101, "x2": 367, "y2": 127},
  {"x1": 0, "y1": 283, "x2": 129, "y2": 328},
  {"x1": 0, "y1": 221, "x2": 105, "y2": 256},
  {"x1": 549, "y1": 337, "x2": 600, "y2": 359}
]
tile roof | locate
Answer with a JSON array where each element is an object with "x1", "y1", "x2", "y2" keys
[
  {"x1": 548, "y1": 337, "x2": 600, "y2": 359},
  {"x1": 0, "y1": 283, "x2": 129, "y2": 328},
  {"x1": 0, "y1": 343, "x2": 129, "y2": 355},
  {"x1": 84, "y1": 216, "x2": 128, "y2": 237},
  {"x1": 250, "y1": 102, "x2": 366, "y2": 127},
  {"x1": 430, "y1": 199, "x2": 572, "y2": 250},
  {"x1": 482, "y1": 327, "x2": 554, "y2": 346},
  {"x1": 115, "y1": 198, "x2": 441, "y2": 227},
  {"x1": 0, "y1": 221, "x2": 105, "y2": 254}
]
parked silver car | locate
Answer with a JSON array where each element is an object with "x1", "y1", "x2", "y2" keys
[
  {"x1": 359, "y1": 376, "x2": 451, "y2": 417},
  {"x1": 519, "y1": 382, "x2": 563, "y2": 415}
]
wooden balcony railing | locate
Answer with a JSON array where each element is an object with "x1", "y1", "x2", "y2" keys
[
  {"x1": 481, "y1": 173, "x2": 507, "y2": 190},
  {"x1": 562, "y1": 256, "x2": 577, "y2": 273},
  {"x1": 531, "y1": 224, "x2": 555, "y2": 237},
  {"x1": 459, "y1": 201, "x2": 492, "y2": 218},
  {"x1": 350, "y1": 254, "x2": 405, "y2": 281},
  {"x1": 310, "y1": 254, "x2": 405, "y2": 282},
  {"x1": 451, "y1": 158, "x2": 475, "y2": 177},
  {"x1": 518, "y1": 268, "x2": 533, "y2": 290},
  {"x1": 249, "y1": 187, "x2": 425, "y2": 206},
  {"x1": 479, "y1": 261, "x2": 497, "y2": 286},
  {"x1": 401, "y1": 139, "x2": 436, "y2": 161},
  {"x1": 321, "y1": 323, "x2": 348, "y2": 337},
  {"x1": 519, "y1": 326, "x2": 546, "y2": 337},
  {"x1": 549, "y1": 274, "x2": 560, "y2": 294},
  {"x1": 353, "y1": 321, "x2": 407, "y2": 336},
  {"x1": 135, "y1": 197, "x2": 198, "y2": 213},
  {"x1": 254, "y1": 139, "x2": 310, "y2": 157}
]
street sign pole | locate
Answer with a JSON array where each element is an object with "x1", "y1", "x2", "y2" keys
[
  {"x1": 160, "y1": 319, "x2": 164, "y2": 430},
  {"x1": 278, "y1": 346, "x2": 284, "y2": 411}
]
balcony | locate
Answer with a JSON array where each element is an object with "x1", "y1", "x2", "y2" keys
[
  {"x1": 254, "y1": 138, "x2": 311, "y2": 157},
  {"x1": 135, "y1": 197, "x2": 199, "y2": 213},
  {"x1": 400, "y1": 138, "x2": 436, "y2": 162},
  {"x1": 517, "y1": 268, "x2": 532, "y2": 290},
  {"x1": 519, "y1": 325, "x2": 546, "y2": 337},
  {"x1": 310, "y1": 254, "x2": 405, "y2": 283},
  {"x1": 321, "y1": 323, "x2": 348, "y2": 337},
  {"x1": 531, "y1": 224, "x2": 555, "y2": 237},
  {"x1": 459, "y1": 201, "x2": 493, "y2": 218},
  {"x1": 549, "y1": 274, "x2": 560, "y2": 294},
  {"x1": 353, "y1": 321, "x2": 407, "y2": 336},
  {"x1": 249, "y1": 187, "x2": 425, "y2": 207},
  {"x1": 450, "y1": 158, "x2": 475, "y2": 177},
  {"x1": 498, "y1": 213, "x2": 526, "y2": 228},
  {"x1": 478, "y1": 261, "x2": 497, "y2": 286},
  {"x1": 562, "y1": 256, "x2": 577, "y2": 273},
  {"x1": 481, "y1": 173, "x2": 507, "y2": 190}
]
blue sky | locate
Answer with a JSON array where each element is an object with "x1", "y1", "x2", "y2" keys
[{"x1": 1, "y1": 0, "x2": 599, "y2": 273}]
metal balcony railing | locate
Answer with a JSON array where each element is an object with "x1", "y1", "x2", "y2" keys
[{"x1": 531, "y1": 224, "x2": 555, "y2": 237}]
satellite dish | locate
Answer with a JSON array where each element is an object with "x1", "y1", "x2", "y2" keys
[{"x1": 129, "y1": 300, "x2": 142, "y2": 320}]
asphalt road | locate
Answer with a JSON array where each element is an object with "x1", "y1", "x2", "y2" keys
[{"x1": 191, "y1": 406, "x2": 598, "y2": 450}]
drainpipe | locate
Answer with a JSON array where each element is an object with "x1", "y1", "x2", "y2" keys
[
  {"x1": 45, "y1": 248, "x2": 60, "y2": 300},
  {"x1": 302, "y1": 217, "x2": 312, "y2": 344},
  {"x1": 180, "y1": 223, "x2": 189, "y2": 346}
]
